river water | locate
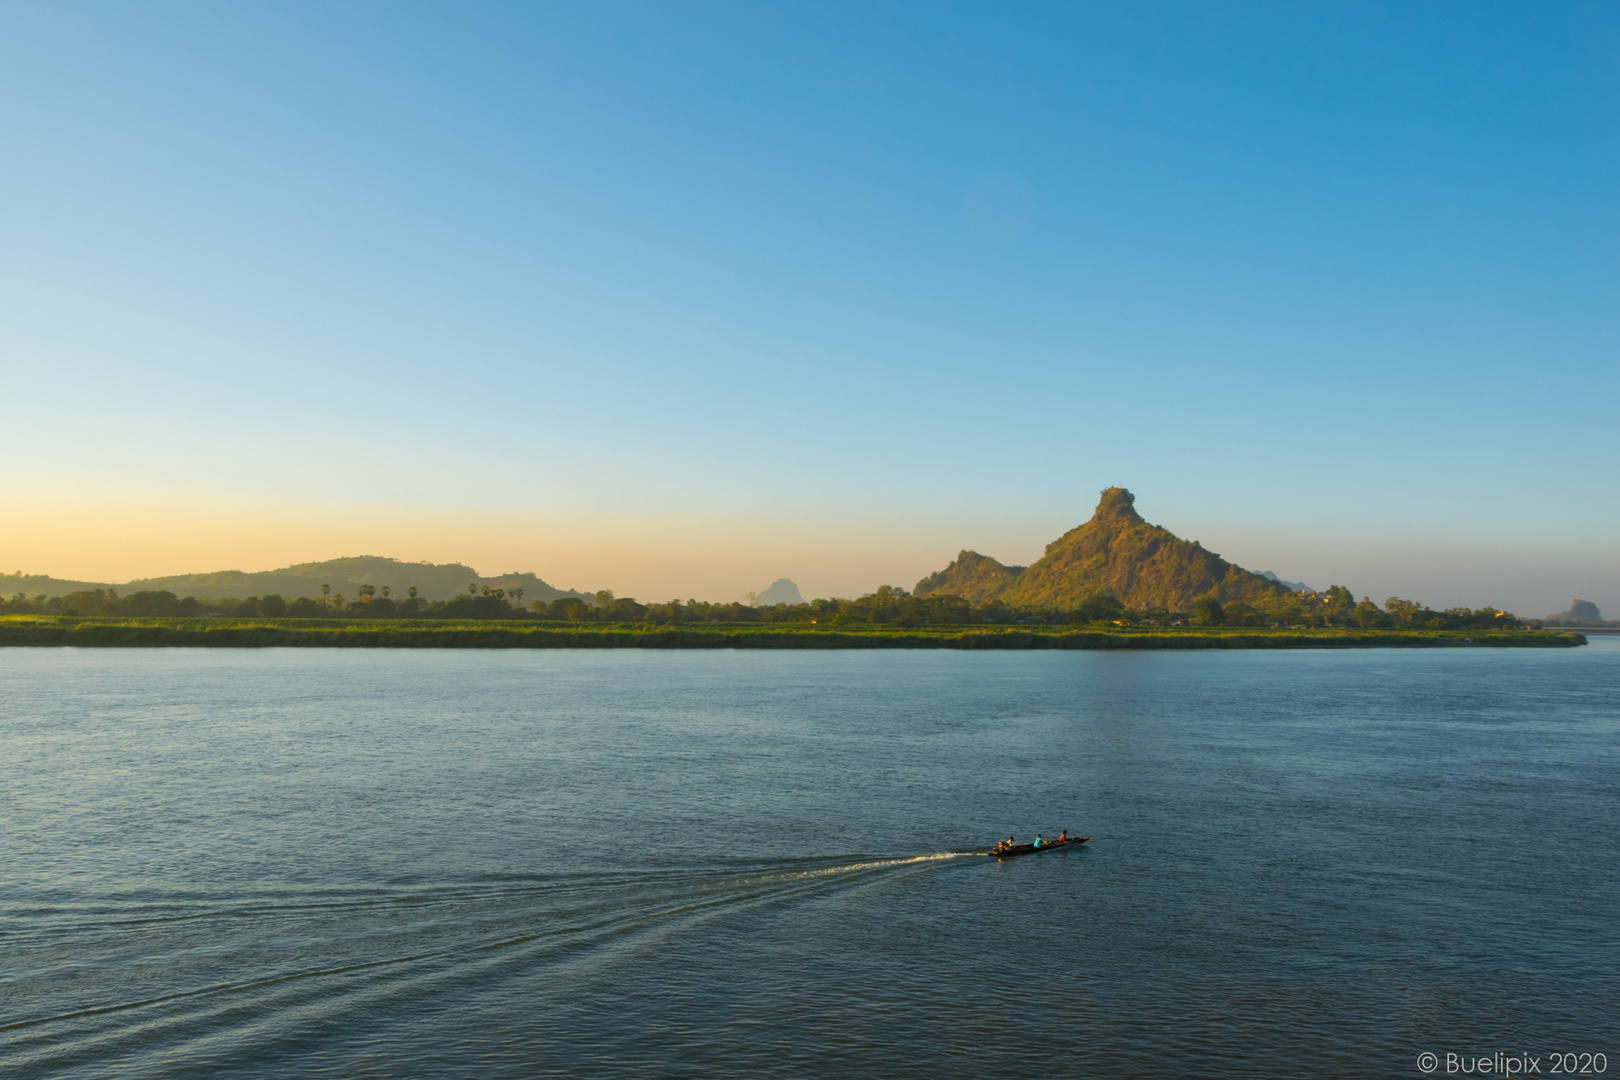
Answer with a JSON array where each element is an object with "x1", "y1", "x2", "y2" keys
[{"x1": 2, "y1": 644, "x2": 1616, "y2": 1077}]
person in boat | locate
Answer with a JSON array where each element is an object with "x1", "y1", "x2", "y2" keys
[
  {"x1": 1056, "y1": 830, "x2": 1068, "y2": 843},
  {"x1": 1033, "y1": 834, "x2": 1044, "y2": 848}
]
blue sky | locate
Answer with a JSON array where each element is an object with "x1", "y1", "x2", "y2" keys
[{"x1": 2, "y1": 1, "x2": 1616, "y2": 612}]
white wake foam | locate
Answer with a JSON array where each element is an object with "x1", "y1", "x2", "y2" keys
[{"x1": 776, "y1": 852, "x2": 975, "y2": 881}]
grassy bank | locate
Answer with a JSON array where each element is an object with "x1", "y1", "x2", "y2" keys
[{"x1": 0, "y1": 616, "x2": 1587, "y2": 649}]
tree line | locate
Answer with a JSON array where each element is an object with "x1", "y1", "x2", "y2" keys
[{"x1": 2, "y1": 580, "x2": 1532, "y2": 631}]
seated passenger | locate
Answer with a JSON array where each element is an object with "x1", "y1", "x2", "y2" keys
[{"x1": 1033, "y1": 834, "x2": 1044, "y2": 848}]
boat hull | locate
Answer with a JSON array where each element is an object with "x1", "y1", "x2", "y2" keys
[{"x1": 990, "y1": 835, "x2": 1090, "y2": 858}]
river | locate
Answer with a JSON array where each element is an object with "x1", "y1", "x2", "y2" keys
[{"x1": 3, "y1": 643, "x2": 1616, "y2": 1077}]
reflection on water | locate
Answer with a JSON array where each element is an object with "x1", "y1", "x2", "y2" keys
[{"x1": 3, "y1": 645, "x2": 1617, "y2": 1077}]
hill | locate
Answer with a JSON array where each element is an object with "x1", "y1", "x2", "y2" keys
[
  {"x1": 756, "y1": 579, "x2": 804, "y2": 606},
  {"x1": 1, "y1": 572, "x2": 111, "y2": 599},
  {"x1": 1544, "y1": 599, "x2": 1616, "y2": 627},
  {"x1": 914, "y1": 487, "x2": 1290, "y2": 612},
  {"x1": 1259, "y1": 570, "x2": 1310, "y2": 592},
  {"x1": 2, "y1": 557, "x2": 592, "y2": 604},
  {"x1": 912, "y1": 551, "x2": 1024, "y2": 606}
]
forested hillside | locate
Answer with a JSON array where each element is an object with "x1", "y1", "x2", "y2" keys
[
  {"x1": 1, "y1": 557, "x2": 591, "y2": 605},
  {"x1": 912, "y1": 551, "x2": 1023, "y2": 606}
]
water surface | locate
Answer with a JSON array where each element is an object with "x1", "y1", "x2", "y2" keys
[{"x1": 3, "y1": 644, "x2": 1617, "y2": 1077}]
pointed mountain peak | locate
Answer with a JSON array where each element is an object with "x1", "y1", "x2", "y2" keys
[
  {"x1": 1092, "y1": 486, "x2": 1143, "y2": 524},
  {"x1": 915, "y1": 486, "x2": 1287, "y2": 610}
]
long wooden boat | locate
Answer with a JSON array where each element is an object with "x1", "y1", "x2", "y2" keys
[{"x1": 990, "y1": 834, "x2": 1090, "y2": 858}]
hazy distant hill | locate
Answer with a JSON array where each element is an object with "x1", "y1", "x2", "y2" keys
[
  {"x1": 1259, "y1": 570, "x2": 1310, "y2": 592},
  {"x1": 2, "y1": 573, "x2": 113, "y2": 599},
  {"x1": 756, "y1": 578, "x2": 804, "y2": 606},
  {"x1": 1, "y1": 556, "x2": 592, "y2": 604},
  {"x1": 915, "y1": 487, "x2": 1290, "y2": 611},
  {"x1": 1543, "y1": 599, "x2": 1614, "y2": 627}
]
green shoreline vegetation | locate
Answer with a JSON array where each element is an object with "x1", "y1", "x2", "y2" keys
[
  {"x1": 0, "y1": 615, "x2": 1584, "y2": 650},
  {"x1": 0, "y1": 581, "x2": 1560, "y2": 633}
]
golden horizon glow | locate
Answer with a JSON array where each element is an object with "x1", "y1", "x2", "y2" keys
[{"x1": 3, "y1": 494, "x2": 1033, "y2": 604}]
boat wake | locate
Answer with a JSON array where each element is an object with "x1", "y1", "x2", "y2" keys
[
  {"x1": 1, "y1": 851, "x2": 980, "y2": 1077},
  {"x1": 764, "y1": 851, "x2": 980, "y2": 881}
]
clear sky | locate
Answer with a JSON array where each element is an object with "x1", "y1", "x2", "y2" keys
[{"x1": 3, "y1": 1, "x2": 1616, "y2": 614}]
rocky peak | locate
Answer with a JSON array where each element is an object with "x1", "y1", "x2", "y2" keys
[{"x1": 1093, "y1": 486, "x2": 1144, "y2": 525}]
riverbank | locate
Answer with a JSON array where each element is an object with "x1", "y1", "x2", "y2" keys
[{"x1": 0, "y1": 616, "x2": 1587, "y2": 649}]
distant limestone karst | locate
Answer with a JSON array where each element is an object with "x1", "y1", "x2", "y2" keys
[
  {"x1": 1259, "y1": 570, "x2": 1311, "y2": 592},
  {"x1": 755, "y1": 578, "x2": 804, "y2": 606},
  {"x1": 914, "y1": 487, "x2": 1291, "y2": 612},
  {"x1": 1545, "y1": 599, "x2": 1604, "y2": 626}
]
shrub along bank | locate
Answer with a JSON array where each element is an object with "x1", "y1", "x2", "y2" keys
[
  {"x1": 1, "y1": 583, "x2": 1542, "y2": 635},
  {"x1": 0, "y1": 617, "x2": 1585, "y2": 650}
]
